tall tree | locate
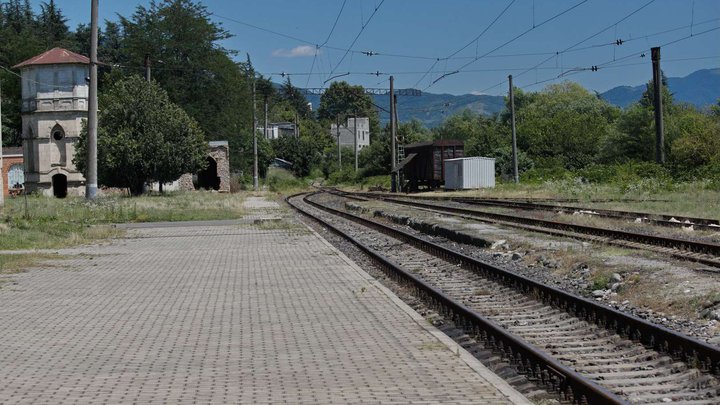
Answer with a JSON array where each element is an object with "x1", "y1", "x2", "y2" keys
[
  {"x1": 516, "y1": 82, "x2": 618, "y2": 170},
  {"x1": 117, "y1": 0, "x2": 251, "y2": 171},
  {"x1": 74, "y1": 75, "x2": 208, "y2": 195},
  {"x1": 38, "y1": 0, "x2": 70, "y2": 46},
  {"x1": 317, "y1": 81, "x2": 380, "y2": 139},
  {"x1": 279, "y1": 77, "x2": 311, "y2": 118}
]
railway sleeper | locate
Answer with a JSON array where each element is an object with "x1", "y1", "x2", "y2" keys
[{"x1": 626, "y1": 386, "x2": 720, "y2": 404}]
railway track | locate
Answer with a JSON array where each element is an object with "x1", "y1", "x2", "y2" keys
[
  {"x1": 337, "y1": 191, "x2": 720, "y2": 269},
  {"x1": 288, "y1": 192, "x2": 720, "y2": 405},
  {"x1": 341, "y1": 191, "x2": 714, "y2": 230},
  {"x1": 450, "y1": 198, "x2": 720, "y2": 232}
]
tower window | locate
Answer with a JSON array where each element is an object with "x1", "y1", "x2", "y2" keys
[{"x1": 52, "y1": 124, "x2": 65, "y2": 141}]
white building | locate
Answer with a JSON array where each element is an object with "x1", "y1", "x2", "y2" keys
[
  {"x1": 257, "y1": 122, "x2": 297, "y2": 140},
  {"x1": 13, "y1": 47, "x2": 89, "y2": 197},
  {"x1": 330, "y1": 117, "x2": 370, "y2": 150}
]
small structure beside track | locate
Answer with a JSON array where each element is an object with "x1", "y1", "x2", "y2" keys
[{"x1": 394, "y1": 140, "x2": 464, "y2": 191}]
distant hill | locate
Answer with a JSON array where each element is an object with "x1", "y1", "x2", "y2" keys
[
  {"x1": 599, "y1": 68, "x2": 720, "y2": 109},
  {"x1": 305, "y1": 92, "x2": 505, "y2": 128},
  {"x1": 300, "y1": 68, "x2": 719, "y2": 128}
]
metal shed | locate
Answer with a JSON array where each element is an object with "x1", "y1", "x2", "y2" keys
[
  {"x1": 444, "y1": 157, "x2": 496, "y2": 189},
  {"x1": 397, "y1": 140, "x2": 464, "y2": 191}
]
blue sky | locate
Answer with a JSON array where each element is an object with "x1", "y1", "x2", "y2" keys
[{"x1": 29, "y1": 0, "x2": 720, "y2": 95}]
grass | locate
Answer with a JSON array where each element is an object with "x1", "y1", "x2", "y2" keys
[
  {"x1": 0, "y1": 253, "x2": 62, "y2": 276},
  {"x1": 0, "y1": 191, "x2": 248, "y2": 250},
  {"x1": 0, "y1": 253, "x2": 68, "y2": 288},
  {"x1": 263, "y1": 167, "x2": 314, "y2": 194},
  {"x1": 401, "y1": 181, "x2": 719, "y2": 220}
]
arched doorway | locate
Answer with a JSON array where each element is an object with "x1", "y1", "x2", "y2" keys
[
  {"x1": 196, "y1": 157, "x2": 220, "y2": 190},
  {"x1": 52, "y1": 174, "x2": 68, "y2": 198}
]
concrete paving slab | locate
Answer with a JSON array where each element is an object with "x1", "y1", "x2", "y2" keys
[{"x1": 0, "y1": 214, "x2": 529, "y2": 404}]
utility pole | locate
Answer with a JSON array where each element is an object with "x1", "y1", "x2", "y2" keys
[
  {"x1": 144, "y1": 54, "x2": 151, "y2": 83},
  {"x1": 353, "y1": 113, "x2": 358, "y2": 172},
  {"x1": 1, "y1": 79, "x2": 4, "y2": 207},
  {"x1": 336, "y1": 115, "x2": 341, "y2": 167},
  {"x1": 390, "y1": 75, "x2": 396, "y2": 192},
  {"x1": 508, "y1": 75, "x2": 519, "y2": 184},
  {"x1": 294, "y1": 112, "x2": 299, "y2": 138},
  {"x1": 86, "y1": 0, "x2": 98, "y2": 199},
  {"x1": 263, "y1": 95, "x2": 268, "y2": 140},
  {"x1": 251, "y1": 77, "x2": 258, "y2": 190},
  {"x1": 651, "y1": 47, "x2": 665, "y2": 164}
]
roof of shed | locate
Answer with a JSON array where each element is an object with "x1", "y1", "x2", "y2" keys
[{"x1": 13, "y1": 47, "x2": 89, "y2": 69}]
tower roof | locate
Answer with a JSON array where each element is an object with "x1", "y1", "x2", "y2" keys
[{"x1": 12, "y1": 47, "x2": 89, "y2": 69}]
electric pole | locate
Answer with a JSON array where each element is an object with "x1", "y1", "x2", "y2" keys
[
  {"x1": 263, "y1": 95, "x2": 268, "y2": 140},
  {"x1": 353, "y1": 113, "x2": 358, "y2": 172},
  {"x1": 509, "y1": 75, "x2": 519, "y2": 184},
  {"x1": 144, "y1": 54, "x2": 151, "y2": 83},
  {"x1": 1, "y1": 79, "x2": 4, "y2": 207},
  {"x1": 390, "y1": 75, "x2": 396, "y2": 192},
  {"x1": 336, "y1": 115, "x2": 341, "y2": 167},
  {"x1": 251, "y1": 77, "x2": 258, "y2": 190},
  {"x1": 294, "y1": 112, "x2": 299, "y2": 138},
  {"x1": 651, "y1": 47, "x2": 665, "y2": 164},
  {"x1": 86, "y1": 0, "x2": 98, "y2": 199}
]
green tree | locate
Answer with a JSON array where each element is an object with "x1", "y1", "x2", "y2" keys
[
  {"x1": 669, "y1": 107, "x2": 720, "y2": 175},
  {"x1": 116, "y1": 0, "x2": 251, "y2": 170},
  {"x1": 359, "y1": 119, "x2": 430, "y2": 176},
  {"x1": 318, "y1": 81, "x2": 379, "y2": 136},
  {"x1": 279, "y1": 77, "x2": 311, "y2": 118},
  {"x1": 74, "y1": 75, "x2": 208, "y2": 195},
  {"x1": 38, "y1": 0, "x2": 69, "y2": 46},
  {"x1": 516, "y1": 82, "x2": 618, "y2": 170}
]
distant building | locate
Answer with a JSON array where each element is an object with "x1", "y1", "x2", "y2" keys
[
  {"x1": 330, "y1": 117, "x2": 370, "y2": 150},
  {"x1": 257, "y1": 122, "x2": 298, "y2": 140},
  {"x1": 2, "y1": 147, "x2": 24, "y2": 196},
  {"x1": 13, "y1": 47, "x2": 89, "y2": 198}
]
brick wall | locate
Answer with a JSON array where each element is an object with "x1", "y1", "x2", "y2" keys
[{"x1": 2, "y1": 155, "x2": 24, "y2": 197}]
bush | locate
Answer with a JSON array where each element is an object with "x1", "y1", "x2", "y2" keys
[
  {"x1": 520, "y1": 166, "x2": 573, "y2": 184},
  {"x1": 264, "y1": 168, "x2": 307, "y2": 192},
  {"x1": 326, "y1": 166, "x2": 360, "y2": 185},
  {"x1": 359, "y1": 175, "x2": 391, "y2": 190}
]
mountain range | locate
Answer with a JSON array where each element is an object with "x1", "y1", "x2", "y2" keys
[{"x1": 306, "y1": 68, "x2": 719, "y2": 128}]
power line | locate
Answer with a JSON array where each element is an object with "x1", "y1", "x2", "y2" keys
[
  {"x1": 428, "y1": 0, "x2": 589, "y2": 90},
  {"x1": 414, "y1": 0, "x2": 515, "y2": 89},
  {"x1": 447, "y1": 0, "x2": 517, "y2": 60},
  {"x1": 326, "y1": 0, "x2": 386, "y2": 81},
  {"x1": 519, "y1": 25, "x2": 720, "y2": 91},
  {"x1": 307, "y1": 0, "x2": 349, "y2": 88}
]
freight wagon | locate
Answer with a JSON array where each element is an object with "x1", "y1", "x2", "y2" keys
[{"x1": 395, "y1": 140, "x2": 464, "y2": 191}]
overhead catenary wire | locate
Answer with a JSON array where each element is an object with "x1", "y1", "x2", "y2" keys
[
  {"x1": 325, "y1": 0, "x2": 386, "y2": 82},
  {"x1": 427, "y1": 0, "x2": 589, "y2": 90},
  {"x1": 465, "y1": 0, "x2": 661, "y2": 95},
  {"x1": 306, "y1": 0, "x2": 349, "y2": 88},
  {"x1": 518, "y1": 25, "x2": 720, "y2": 92},
  {"x1": 414, "y1": 0, "x2": 516, "y2": 89}
]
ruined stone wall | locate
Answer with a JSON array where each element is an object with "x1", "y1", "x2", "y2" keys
[{"x1": 209, "y1": 145, "x2": 230, "y2": 192}]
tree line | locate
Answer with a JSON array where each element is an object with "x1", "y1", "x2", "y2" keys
[{"x1": 2, "y1": 0, "x2": 718, "y2": 192}]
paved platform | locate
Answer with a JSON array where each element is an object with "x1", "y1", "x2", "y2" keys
[{"x1": 0, "y1": 202, "x2": 529, "y2": 404}]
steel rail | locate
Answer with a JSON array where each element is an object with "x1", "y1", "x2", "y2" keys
[
  {"x1": 287, "y1": 192, "x2": 627, "y2": 405},
  {"x1": 292, "y1": 192, "x2": 720, "y2": 378},
  {"x1": 344, "y1": 192, "x2": 720, "y2": 265},
  {"x1": 450, "y1": 197, "x2": 720, "y2": 231}
]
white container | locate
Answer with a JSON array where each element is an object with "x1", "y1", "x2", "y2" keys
[{"x1": 444, "y1": 157, "x2": 495, "y2": 189}]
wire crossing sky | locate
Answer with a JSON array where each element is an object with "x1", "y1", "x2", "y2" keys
[{"x1": 29, "y1": 0, "x2": 720, "y2": 96}]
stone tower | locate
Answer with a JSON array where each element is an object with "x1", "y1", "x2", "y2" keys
[{"x1": 13, "y1": 47, "x2": 89, "y2": 197}]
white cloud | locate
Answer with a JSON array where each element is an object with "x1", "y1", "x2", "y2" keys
[
  {"x1": 470, "y1": 91, "x2": 487, "y2": 96},
  {"x1": 272, "y1": 45, "x2": 318, "y2": 58}
]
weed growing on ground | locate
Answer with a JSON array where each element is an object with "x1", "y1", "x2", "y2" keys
[{"x1": 0, "y1": 192, "x2": 247, "y2": 250}]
